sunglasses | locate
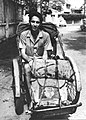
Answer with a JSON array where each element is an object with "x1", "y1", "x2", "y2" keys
[{"x1": 31, "y1": 20, "x2": 40, "y2": 24}]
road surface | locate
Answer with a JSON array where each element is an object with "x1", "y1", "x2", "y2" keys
[{"x1": 59, "y1": 24, "x2": 86, "y2": 119}]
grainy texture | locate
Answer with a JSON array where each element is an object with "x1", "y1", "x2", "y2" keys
[{"x1": 0, "y1": 24, "x2": 86, "y2": 119}]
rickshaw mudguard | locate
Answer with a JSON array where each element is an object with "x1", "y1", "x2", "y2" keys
[
  {"x1": 31, "y1": 102, "x2": 82, "y2": 119},
  {"x1": 13, "y1": 58, "x2": 20, "y2": 97}
]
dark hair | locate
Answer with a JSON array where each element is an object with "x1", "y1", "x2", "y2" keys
[{"x1": 29, "y1": 11, "x2": 43, "y2": 23}]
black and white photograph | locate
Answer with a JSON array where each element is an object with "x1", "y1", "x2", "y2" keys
[{"x1": 0, "y1": 0, "x2": 85, "y2": 120}]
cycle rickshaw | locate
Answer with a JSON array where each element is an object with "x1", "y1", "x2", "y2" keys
[{"x1": 12, "y1": 22, "x2": 82, "y2": 119}]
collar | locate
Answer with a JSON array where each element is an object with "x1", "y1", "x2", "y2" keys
[{"x1": 27, "y1": 30, "x2": 43, "y2": 44}]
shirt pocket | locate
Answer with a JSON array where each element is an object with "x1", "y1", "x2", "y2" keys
[
  {"x1": 25, "y1": 45, "x2": 34, "y2": 56},
  {"x1": 37, "y1": 44, "x2": 44, "y2": 56}
]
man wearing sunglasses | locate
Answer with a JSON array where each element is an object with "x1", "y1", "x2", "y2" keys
[{"x1": 19, "y1": 11, "x2": 53, "y2": 110}]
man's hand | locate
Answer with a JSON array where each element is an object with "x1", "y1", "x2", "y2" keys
[{"x1": 28, "y1": 59, "x2": 33, "y2": 66}]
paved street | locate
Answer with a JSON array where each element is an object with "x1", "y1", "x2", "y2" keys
[{"x1": 58, "y1": 24, "x2": 86, "y2": 119}]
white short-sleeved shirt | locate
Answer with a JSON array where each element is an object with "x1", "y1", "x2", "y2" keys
[{"x1": 19, "y1": 30, "x2": 53, "y2": 59}]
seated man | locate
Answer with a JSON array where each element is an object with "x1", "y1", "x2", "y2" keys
[{"x1": 19, "y1": 11, "x2": 53, "y2": 104}]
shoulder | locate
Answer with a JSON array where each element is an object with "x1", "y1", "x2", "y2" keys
[
  {"x1": 42, "y1": 30, "x2": 50, "y2": 37},
  {"x1": 21, "y1": 30, "x2": 30, "y2": 36}
]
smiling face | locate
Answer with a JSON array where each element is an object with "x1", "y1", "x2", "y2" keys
[{"x1": 30, "y1": 16, "x2": 40, "y2": 32}]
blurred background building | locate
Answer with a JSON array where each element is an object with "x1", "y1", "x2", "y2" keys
[{"x1": 0, "y1": 0, "x2": 85, "y2": 41}]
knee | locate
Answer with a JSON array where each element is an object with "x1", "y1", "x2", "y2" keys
[{"x1": 24, "y1": 64, "x2": 31, "y2": 73}]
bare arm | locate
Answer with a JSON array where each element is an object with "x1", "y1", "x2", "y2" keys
[
  {"x1": 19, "y1": 31, "x2": 32, "y2": 62},
  {"x1": 21, "y1": 48, "x2": 32, "y2": 62},
  {"x1": 43, "y1": 33, "x2": 53, "y2": 59}
]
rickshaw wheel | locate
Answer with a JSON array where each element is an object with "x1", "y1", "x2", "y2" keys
[
  {"x1": 12, "y1": 58, "x2": 24, "y2": 115},
  {"x1": 14, "y1": 96, "x2": 24, "y2": 115}
]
